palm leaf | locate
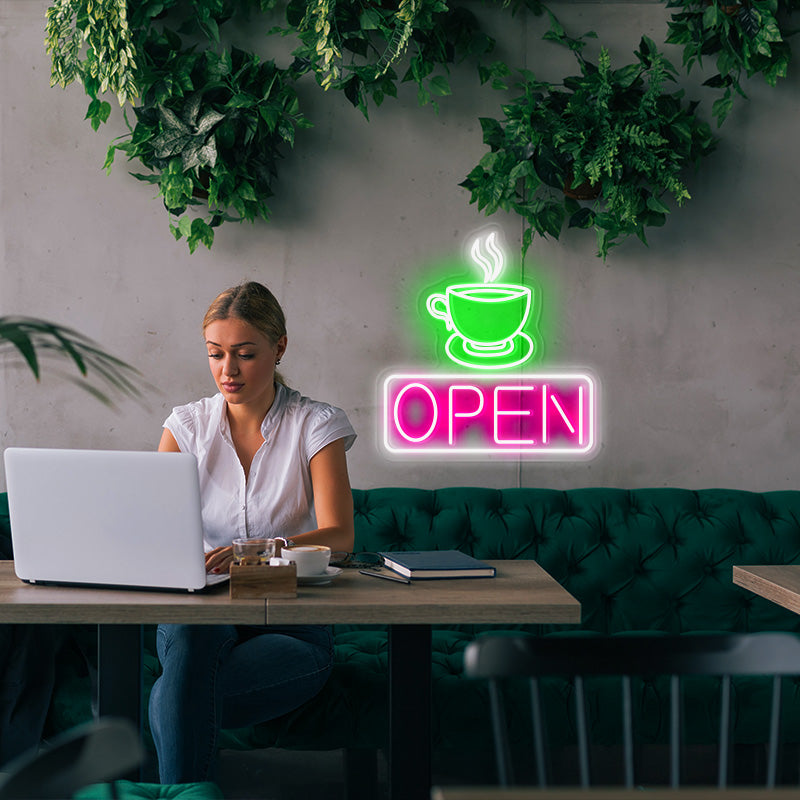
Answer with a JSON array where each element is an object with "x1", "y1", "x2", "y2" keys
[
  {"x1": 0, "y1": 316, "x2": 147, "y2": 408},
  {"x1": 0, "y1": 321, "x2": 40, "y2": 377}
]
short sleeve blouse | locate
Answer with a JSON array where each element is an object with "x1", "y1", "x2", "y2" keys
[{"x1": 164, "y1": 384, "x2": 356, "y2": 550}]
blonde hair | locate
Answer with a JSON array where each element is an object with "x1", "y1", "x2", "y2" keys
[{"x1": 203, "y1": 282, "x2": 288, "y2": 385}]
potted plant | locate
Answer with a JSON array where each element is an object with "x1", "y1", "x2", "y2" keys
[
  {"x1": 460, "y1": 35, "x2": 717, "y2": 260},
  {"x1": 663, "y1": 0, "x2": 799, "y2": 125}
]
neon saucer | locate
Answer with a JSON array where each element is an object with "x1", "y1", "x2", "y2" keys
[{"x1": 444, "y1": 332, "x2": 534, "y2": 370}]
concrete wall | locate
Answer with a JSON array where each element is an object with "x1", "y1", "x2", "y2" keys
[{"x1": 1, "y1": 0, "x2": 799, "y2": 492}]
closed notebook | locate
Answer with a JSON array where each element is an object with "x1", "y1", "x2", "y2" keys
[{"x1": 379, "y1": 550, "x2": 496, "y2": 580}]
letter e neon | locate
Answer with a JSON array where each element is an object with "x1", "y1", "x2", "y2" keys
[{"x1": 494, "y1": 386, "x2": 534, "y2": 445}]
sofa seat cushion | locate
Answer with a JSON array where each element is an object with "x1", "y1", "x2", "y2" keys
[{"x1": 73, "y1": 781, "x2": 223, "y2": 799}]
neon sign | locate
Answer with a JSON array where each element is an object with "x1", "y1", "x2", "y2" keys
[
  {"x1": 425, "y1": 232, "x2": 536, "y2": 370},
  {"x1": 381, "y1": 228, "x2": 599, "y2": 459},
  {"x1": 383, "y1": 373, "x2": 595, "y2": 455}
]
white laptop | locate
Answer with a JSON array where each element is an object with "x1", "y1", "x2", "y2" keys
[{"x1": 3, "y1": 447, "x2": 228, "y2": 592}]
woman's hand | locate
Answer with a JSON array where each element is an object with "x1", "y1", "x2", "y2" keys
[{"x1": 205, "y1": 545, "x2": 234, "y2": 574}]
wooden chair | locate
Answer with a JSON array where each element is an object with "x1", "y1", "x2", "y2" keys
[
  {"x1": 0, "y1": 717, "x2": 143, "y2": 799},
  {"x1": 463, "y1": 632, "x2": 800, "y2": 789}
]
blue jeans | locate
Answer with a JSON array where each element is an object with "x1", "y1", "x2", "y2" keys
[{"x1": 149, "y1": 623, "x2": 333, "y2": 783}]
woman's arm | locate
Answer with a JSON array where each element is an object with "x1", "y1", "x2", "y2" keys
[
  {"x1": 291, "y1": 438, "x2": 355, "y2": 553},
  {"x1": 158, "y1": 428, "x2": 181, "y2": 452}
]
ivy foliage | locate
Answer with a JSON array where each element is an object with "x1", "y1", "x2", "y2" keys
[
  {"x1": 45, "y1": 0, "x2": 501, "y2": 250},
  {"x1": 43, "y1": 0, "x2": 795, "y2": 257},
  {"x1": 46, "y1": 0, "x2": 139, "y2": 128},
  {"x1": 280, "y1": 0, "x2": 496, "y2": 116},
  {"x1": 103, "y1": 14, "x2": 310, "y2": 253},
  {"x1": 665, "y1": 0, "x2": 800, "y2": 125},
  {"x1": 51, "y1": 0, "x2": 309, "y2": 252},
  {"x1": 461, "y1": 34, "x2": 718, "y2": 259}
]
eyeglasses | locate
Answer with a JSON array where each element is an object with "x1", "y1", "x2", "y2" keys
[{"x1": 331, "y1": 552, "x2": 385, "y2": 569}]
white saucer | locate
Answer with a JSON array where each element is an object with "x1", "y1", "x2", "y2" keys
[{"x1": 297, "y1": 566, "x2": 343, "y2": 586}]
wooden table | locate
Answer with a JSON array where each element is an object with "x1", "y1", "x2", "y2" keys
[
  {"x1": 432, "y1": 789, "x2": 800, "y2": 800},
  {"x1": 732, "y1": 565, "x2": 800, "y2": 615},
  {"x1": 0, "y1": 560, "x2": 580, "y2": 800}
]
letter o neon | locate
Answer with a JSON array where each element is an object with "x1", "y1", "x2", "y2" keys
[{"x1": 393, "y1": 383, "x2": 438, "y2": 443}]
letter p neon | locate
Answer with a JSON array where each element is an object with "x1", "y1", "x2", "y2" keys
[{"x1": 448, "y1": 385, "x2": 484, "y2": 445}]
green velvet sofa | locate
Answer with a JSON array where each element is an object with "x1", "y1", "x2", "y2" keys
[{"x1": 3, "y1": 487, "x2": 800, "y2": 787}]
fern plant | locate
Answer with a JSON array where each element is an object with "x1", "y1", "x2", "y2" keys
[
  {"x1": 461, "y1": 35, "x2": 717, "y2": 260},
  {"x1": 664, "y1": 0, "x2": 800, "y2": 125}
]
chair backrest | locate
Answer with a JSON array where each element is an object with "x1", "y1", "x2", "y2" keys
[
  {"x1": 0, "y1": 717, "x2": 143, "y2": 799},
  {"x1": 464, "y1": 633, "x2": 800, "y2": 789}
]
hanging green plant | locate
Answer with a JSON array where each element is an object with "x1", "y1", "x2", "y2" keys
[
  {"x1": 44, "y1": 0, "x2": 500, "y2": 249},
  {"x1": 281, "y1": 0, "x2": 496, "y2": 116},
  {"x1": 46, "y1": 0, "x2": 310, "y2": 252},
  {"x1": 104, "y1": 29, "x2": 309, "y2": 252},
  {"x1": 460, "y1": 35, "x2": 717, "y2": 260},
  {"x1": 45, "y1": 0, "x2": 139, "y2": 128},
  {"x1": 664, "y1": 0, "x2": 800, "y2": 125}
]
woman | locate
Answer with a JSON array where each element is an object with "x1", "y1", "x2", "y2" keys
[{"x1": 149, "y1": 281, "x2": 356, "y2": 783}]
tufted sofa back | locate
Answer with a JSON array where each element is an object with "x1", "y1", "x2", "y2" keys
[
  {"x1": 0, "y1": 493, "x2": 11, "y2": 560},
  {"x1": 353, "y1": 487, "x2": 800, "y2": 635}
]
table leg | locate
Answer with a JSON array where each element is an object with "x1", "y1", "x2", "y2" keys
[
  {"x1": 96, "y1": 624, "x2": 142, "y2": 727},
  {"x1": 97, "y1": 624, "x2": 144, "y2": 780},
  {"x1": 388, "y1": 624, "x2": 432, "y2": 800}
]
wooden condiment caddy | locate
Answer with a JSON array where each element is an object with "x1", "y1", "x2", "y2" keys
[{"x1": 229, "y1": 563, "x2": 297, "y2": 599}]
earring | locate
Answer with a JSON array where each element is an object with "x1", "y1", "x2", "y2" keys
[{"x1": 276, "y1": 358, "x2": 281, "y2": 366}]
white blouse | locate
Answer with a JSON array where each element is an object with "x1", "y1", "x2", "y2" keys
[{"x1": 164, "y1": 384, "x2": 356, "y2": 550}]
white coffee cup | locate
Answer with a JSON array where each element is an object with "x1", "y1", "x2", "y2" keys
[{"x1": 280, "y1": 545, "x2": 331, "y2": 578}]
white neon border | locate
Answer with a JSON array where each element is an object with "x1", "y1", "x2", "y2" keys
[{"x1": 382, "y1": 372, "x2": 596, "y2": 455}]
